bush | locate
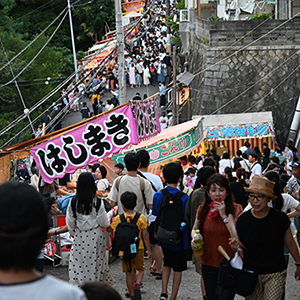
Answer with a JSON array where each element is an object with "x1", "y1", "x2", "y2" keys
[
  {"x1": 248, "y1": 13, "x2": 271, "y2": 20},
  {"x1": 209, "y1": 16, "x2": 225, "y2": 21}
]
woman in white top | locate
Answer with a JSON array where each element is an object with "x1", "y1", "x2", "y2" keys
[
  {"x1": 95, "y1": 165, "x2": 110, "y2": 191},
  {"x1": 66, "y1": 172, "x2": 115, "y2": 286},
  {"x1": 143, "y1": 63, "x2": 151, "y2": 86},
  {"x1": 219, "y1": 152, "x2": 234, "y2": 175}
]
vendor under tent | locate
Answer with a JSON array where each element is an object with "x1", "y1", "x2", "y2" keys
[
  {"x1": 101, "y1": 118, "x2": 204, "y2": 179},
  {"x1": 193, "y1": 112, "x2": 275, "y2": 158}
]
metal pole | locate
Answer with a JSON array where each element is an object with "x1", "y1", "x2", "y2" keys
[
  {"x1": 0, "y1": 38, "x2": 35, "y2": 134},
  {"x1": 67, "y1": 0, "x2": 78, "y2": 83},
  {"x1": 115, "y1": 0, "x2": 127, "y2": 104},
  {"x1": 166, "y1": 0, "x2": 171, "y2": 55},
  {"x1": 172, "y1": 46, "x2": 177, "y2": 125}
]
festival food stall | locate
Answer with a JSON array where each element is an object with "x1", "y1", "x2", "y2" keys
[
  {"x1": 0, "y1": 98, "x2": 161, "y2": 265},
  {"x1": 101, "y1": 117, "x2": 204, "y2": 177},
  {"x1": 193, "y1": 112, "x2": 275, "y2": 157}
]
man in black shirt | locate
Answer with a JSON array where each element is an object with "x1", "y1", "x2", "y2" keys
[
  {"x1": 133, "y1": 93, "x2": 142, "y2": 101},
  {"x1": 163, "y1": 55, "x2": 172, "y2": 75},
  {"x1": 81, "y1": 102, "x2": 90, "y2": 119},
  {"x1": 262, "y1": 142, "x2": 270, "y2": 170}
]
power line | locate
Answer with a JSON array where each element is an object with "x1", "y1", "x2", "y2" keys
[
  {"x1": 0, "y1": 7, "x2": 68, "y2": 73},
  {"x1": 0, "y1": 0, "x2": 62, "y2": 27},
  {"x1": 0, "y1": 11, "x2": 68, "y2": 89},
  {"x1": 208, "y1": 49, "x2": 300, "y2": 114}
]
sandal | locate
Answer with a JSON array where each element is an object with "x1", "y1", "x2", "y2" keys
[
  {"x1": 156, "y1": 273, "x2": 162, "y2": 280},
  {"x1": 150, "y1": 266, "x2": 157, "y2": 276}
]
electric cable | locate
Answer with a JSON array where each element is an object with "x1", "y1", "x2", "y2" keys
[
  {"x1": 161, "y1": 9, "x2": 300, "y2": 109},
  {"x1": 0, "y1": 10, "x2": 69, "y2": 88},
  {"x1": 157, "y1": 0, "x2": 299, "y2": 99},
  {"x1": 0, "y1": 46, "x2": 117, "y2": 146},
  {"x1": 0, "y1": 0, "x2": 63, "y2": 26},
  {"x1": 0, "y1": 7, "x2": 68, "y2": 73}
]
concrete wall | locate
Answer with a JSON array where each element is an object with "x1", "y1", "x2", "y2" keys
[
  {"x1": 195, "y1": 18, "x2": 300, "y2": 47},
  {"x1": 185, "y1": 18, "x2": 300, "y2": 147}
]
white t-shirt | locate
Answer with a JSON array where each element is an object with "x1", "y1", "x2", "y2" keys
[
  {"x1": 219, "y1": 159, "x2": 234, "y2": 175},
  {"x1": 140, "y1": 172, "x2": 164, "y2": 223},
  {"x1": 244, "y1": 193, "x2": 299, "y2": 213},
  {"x1": 240, "y1": 159, "x2": 251, "y2": 173},
  {"x1": 249, "y1": 162, "x2": 262, "y2": 182},
  {"x1": 108, "y1": 175, "x2": 154, "y2": 217},
  {"x1": 140, "y1": 172, "x2": 164, "y2": 191},
  {"x1": 0, "y1": 275, "x2": 87, "y2": 300},
  {"x1": 97, "y1": 178, "x2": 110, "y2": 191}
]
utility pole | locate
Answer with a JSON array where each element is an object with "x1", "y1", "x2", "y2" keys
[
  {"x1": 115, "y1": 0, "x2": 127, "y2": 104},
  {"x1": 166, "y1": 0, "x2": 171, "y2": 55},
  {"x1": 67, "y1": 0, "x2": 79, "y2": 83},
  {"x1": 172, "y1": 46, "x2": 177, "y2": 125},
  {"x1": 0, "y1": 38, "x2": 35, "y2": 135}
]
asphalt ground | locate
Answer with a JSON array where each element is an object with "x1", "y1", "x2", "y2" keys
[
  {"x1": 44, "y1": 252, "x2": 300, "y2": 300},
  {"x1": 56, "y1": 83, "x2": 300, "y2": 300},
  {"x1": 62, "y1": 83, "x2": 164, "y2": 129}
]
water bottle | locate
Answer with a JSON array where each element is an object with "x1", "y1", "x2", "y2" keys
[
  {"x1": 180, "y1": 222, "x2": 186, "y2": 230},
  {"x1": 193, "y1": 229, "x2": 204, "y2": 256}
]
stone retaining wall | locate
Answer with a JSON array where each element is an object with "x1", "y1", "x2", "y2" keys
[{"x1": 185, "y1": 18, "x2": 300, "y2": 147}]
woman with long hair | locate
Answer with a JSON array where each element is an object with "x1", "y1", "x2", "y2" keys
[
  {"x1": 229, "y1": 167, "x2": 248, "y2": 209},
  {"x1": 191, "y1": 174, "x2": 243, "y2": 300},
  {"x1": 254, "y1": 146, "x2": 263, "y2": 165},
  {"x1": 66, "y1": 172, "x2": 114, "y2": 286}
]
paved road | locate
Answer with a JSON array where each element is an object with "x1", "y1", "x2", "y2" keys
[
  {"x1": 62, "y1": 84, "x2": 163, "y2": 129},
  {"x1": 44, "y1": 253, "x2": 300, "y2": 300}
]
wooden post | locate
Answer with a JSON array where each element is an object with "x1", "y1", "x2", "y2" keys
[{"x1": 172, "y1": 46, "x2": 177, "y2": 125}]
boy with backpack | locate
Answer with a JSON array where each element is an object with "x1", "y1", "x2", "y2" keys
[
  {"x1": 152, "y1": 162, "x2": 189, "y2": 300},
  {"x1": 108, "y1": 192, "x2": 151, "y2": 300}
]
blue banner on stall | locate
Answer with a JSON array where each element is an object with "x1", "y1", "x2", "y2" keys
[{"x1": 207, "y1": 123, "x2": 273, "y2": 139}]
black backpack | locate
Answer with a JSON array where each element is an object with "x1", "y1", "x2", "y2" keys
[
  {"x1": 154, "y1": 189, "x2": 185, "y2": 245},
  {"x1": 112, "y1": 213, "x2": 141, "y2": 262}
]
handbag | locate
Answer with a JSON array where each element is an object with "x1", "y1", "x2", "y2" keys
[{"x1": 216, "y1": 253, "x2": 258, "y2": 297}]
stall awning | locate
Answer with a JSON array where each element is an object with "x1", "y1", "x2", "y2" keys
[
  {"x1": 192, "y1": 112, "x2": 275, "y2": 157},
  {"x1": 111, "y1": 117, "x2": 204, "y2": 168}
]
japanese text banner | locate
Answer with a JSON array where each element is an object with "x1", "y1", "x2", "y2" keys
[
  {"x1": 131, "y1": 98, "x2": 161, "y2": 141},
  {"x1": 112, "y1": 124, "x2": 204, "y2": 167},
  {"x1": 31, "y1": 105, "x2": 139, "y2": 183}
]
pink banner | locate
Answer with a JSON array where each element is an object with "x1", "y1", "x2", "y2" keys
[
  {"x1": 131, "y1": 98, "x2": 161, "y2": 140},
  {"x1": 31, "y1": 105, "x2": 139, "y2": 183}
]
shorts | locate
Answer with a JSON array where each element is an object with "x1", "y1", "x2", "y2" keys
[
  {"x1": 122, "y1": 248, "x2": 145, "y2": 273},
  {"x1": 162, "y1": 248, "x2": 187, "y2": 272},
  {"x1": 148, "y1": 222, "x2": 157, "y2": 245},
  {"x1": 246, "y1": 270, "x2": 286, "y2": 300},
  {"x1": 294, "y1": 216, "x2": 300, "y2": 236}
]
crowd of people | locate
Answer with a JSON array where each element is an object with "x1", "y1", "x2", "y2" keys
[
  {"x1": 32, "y1": 1, "x2": 182, "y2": 138},
  {"x1": 6, "y1": 136, "x2": 300, "y2": 300}
]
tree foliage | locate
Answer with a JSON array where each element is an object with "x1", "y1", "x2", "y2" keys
[{"x1": 0, "y1": 0, "x2": 114, "y2": 147}]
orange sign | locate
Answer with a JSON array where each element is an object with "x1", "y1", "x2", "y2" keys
[
  {"x1": 178, "y1": 88, "x2": 190, "y2": 105},
  {"x1": 122, "y1": 0, "x2": 143, "y2": 14}
]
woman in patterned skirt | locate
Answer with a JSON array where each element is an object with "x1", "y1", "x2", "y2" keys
[{"x1": 66, "y1": 172, "x2": 115, "y2": 286}]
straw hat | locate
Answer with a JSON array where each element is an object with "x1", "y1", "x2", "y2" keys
[{"x1": 245, "y1": 175, "x2": 276, "y2": 199}]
